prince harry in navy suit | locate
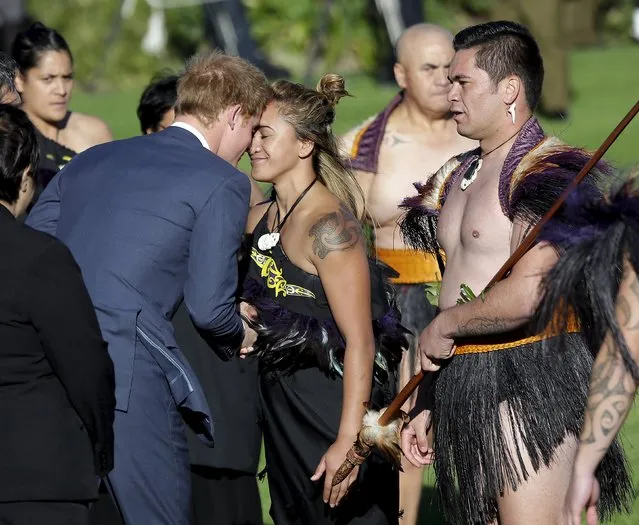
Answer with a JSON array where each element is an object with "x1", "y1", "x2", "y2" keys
[{"x1": 27, "y1": 51, "x2": 271, "y2": 525}]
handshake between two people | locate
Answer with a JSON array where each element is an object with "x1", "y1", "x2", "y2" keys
[{"x1": 239, "y1": 301, "x2": 258, "y2": 357}]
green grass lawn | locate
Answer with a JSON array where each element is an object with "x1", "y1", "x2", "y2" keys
[{"x1": 71, "y1": 44, "x2": 639, "y2": 524}]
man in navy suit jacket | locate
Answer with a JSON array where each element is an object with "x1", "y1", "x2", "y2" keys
[{"x1": 27, "y1": 51, "x2": 272, "y2": 525}]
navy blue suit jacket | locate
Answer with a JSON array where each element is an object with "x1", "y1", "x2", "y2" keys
[{"x1": 26, "y1": 126, "x2": 250, "y2": 445}]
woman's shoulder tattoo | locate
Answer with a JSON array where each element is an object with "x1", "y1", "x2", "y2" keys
[{"x1": 309, "y1": 204, "x2": 361, "y2": 260}]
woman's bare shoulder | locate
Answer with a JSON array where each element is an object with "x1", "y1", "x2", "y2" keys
[
  {"x1": 246, "y1": 201, "x2": 272, "y2": 234},
  {"x1": 304, "y1": 193, "x2": 360, "y2": 231},
  {"x1": 66, "y1": 112, "x2": 113, "y2": 151}
]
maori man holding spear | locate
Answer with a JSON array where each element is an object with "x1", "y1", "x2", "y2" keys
[{"x1": 398, "y1": 21, "x2": 634, "y2": 525}]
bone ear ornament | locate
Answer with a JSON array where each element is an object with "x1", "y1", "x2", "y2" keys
[{"x1": 508, "y1": 102, "x2": 516, "y2": 124}]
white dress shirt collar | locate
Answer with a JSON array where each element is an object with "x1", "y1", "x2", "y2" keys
[{"x1": 170, "y1": 121, "x2": 211, "y2": 151}]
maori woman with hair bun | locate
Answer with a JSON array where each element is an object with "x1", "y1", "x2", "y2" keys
[{"x1": 241, "y1": 74, "x2": 408, "y2": 524}]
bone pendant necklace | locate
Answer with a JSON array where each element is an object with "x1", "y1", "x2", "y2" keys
[
  {"x1": 257, "y1": 178, "x2": 317, "y2": 251},
  {"x1": 460, "y1": 125, "x2": 525, "y2": 191},
  {"x1": 460, "y1": 158, "x2": 482, "y2": 191},
  {"x1": 257, "y1": 231, "x2": 281, "y2": 251}
]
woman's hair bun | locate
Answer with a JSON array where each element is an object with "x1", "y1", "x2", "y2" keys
[{"x1": 316, "y1": 74, "x2": 349, "y2": 108}]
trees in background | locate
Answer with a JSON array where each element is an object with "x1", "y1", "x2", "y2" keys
[{"x1": 24, "y1": 0, "x2": 636, "y2": 89}]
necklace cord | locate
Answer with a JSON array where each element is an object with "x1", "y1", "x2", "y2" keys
[
  {"x1": 461, "y1": 123, "x2": 527, "y2": 189},
  {"x1": 480, "y1": 124, "x2": 526, "y2": 159},
  {"x1": 271, "y1": 178, "x2": 318, "y2": 233}
]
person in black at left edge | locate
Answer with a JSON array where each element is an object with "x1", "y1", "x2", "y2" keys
[{"x1": 0, "y1": 102, "x2": 115, "y2": 525}]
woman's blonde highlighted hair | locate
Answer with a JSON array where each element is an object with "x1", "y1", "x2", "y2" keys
[
  {"x1": 176, "y1": 50, "x2": 272, "y2": 125},
  {"x1": 270, "y1": 74, "x2": 366, "y2": 220}
]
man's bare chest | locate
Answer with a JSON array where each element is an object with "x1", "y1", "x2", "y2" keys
[
  {"x1": 376, "y1": 132, "x2": 458, "y2": 180},
  {"x1": 367, "y1": 134, "x2": 461, "y2": 220},
  {"x1": 438, "y1": 171, "x2": 512, "y2": 254}
]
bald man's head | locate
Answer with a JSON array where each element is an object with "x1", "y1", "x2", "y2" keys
[
  {"x1": 393, "y1": 24, "x2": 454, "y2": 117},
  {"x1": 395, "y1": 24, "x2": 453, "y2": 65}
]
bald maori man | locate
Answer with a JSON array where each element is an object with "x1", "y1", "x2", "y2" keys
[{"x1": 340, "y1": 23, "x2": 475, "y2": 525}]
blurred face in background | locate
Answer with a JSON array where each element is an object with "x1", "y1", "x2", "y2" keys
[
  {"x1": 16, "y1": 50, "x2": 74, "y2": 125},
  {"x1": 154, "y1": 108, "x2": 175, "y2": 133},
  {"x1": 143, "y1": 108, "x2": 175, "y2": 135},
  {"x1": 394, "y1": 29, "x2": 455, "y2": 116}
]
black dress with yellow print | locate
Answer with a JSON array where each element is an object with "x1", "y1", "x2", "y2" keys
[
  {"x1": 29, "y1": 128, "x2": 77, "y2": 211},
  {"x1": 241, "y1": 211, "x2": 406, "y2": 525},
  {"x1": 34, "y1": 128, "x2": 76, "y2": 185}
]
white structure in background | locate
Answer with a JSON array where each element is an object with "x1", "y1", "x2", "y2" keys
[
  {"x1": 374, "y1": 0, "x2": 406, "y2": 46},
  {"x1": 120, "y1": 0, "x2": 225, "y2": 56}
]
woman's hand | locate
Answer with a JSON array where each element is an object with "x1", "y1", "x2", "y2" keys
[
  {"x1": 239, "y1": 301, "x2": 258, "y2": 357},
  {"x1": 239, "y1": 319, "x2": 257, "y2": 358},
  {"x1": 239, "y1": 301, "x2": 258, "y2": 321},
  {"x1": 310, "y1": 435, "x2": 360, "y2": 508}
]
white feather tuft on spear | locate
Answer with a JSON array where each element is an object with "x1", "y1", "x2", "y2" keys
[{"x1": 331, "y1": 404, "x2": 410, "y2": 486}]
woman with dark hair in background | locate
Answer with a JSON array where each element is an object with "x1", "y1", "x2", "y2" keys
[
  {"x1": 0, "y1": 103, "x2": 115, "y2": 525},
  {"x1": 11, "y1": 22, "x2": 112, "y2": 197},
  {"x1": 242, "y1": 75, "x2": 405, "y2": 524}
]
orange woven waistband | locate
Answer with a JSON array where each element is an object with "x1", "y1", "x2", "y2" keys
[
  {"x1": 455, "y1": 313, "x2": 580, "y2": 355},
  {"x1": 376, "y1": 248, "x2": 442, "y2": 284}
]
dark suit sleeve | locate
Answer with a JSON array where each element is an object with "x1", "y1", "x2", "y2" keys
[
  {"x1": 25, "y1": 170, "x2": 62, "y2": 236},
  {"x1": 29, "y1": 239, "x2": 116, "y2": 477},
  {"x1": 184, "y1": 173, "x2": 250, "y2": 359}
]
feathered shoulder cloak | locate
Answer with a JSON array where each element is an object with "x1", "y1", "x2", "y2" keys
[
  {"x1": 535, "y1": 170, "x2": 639, "y2": 381},
  {"x1": 400, "y1": 117, "x2": 607, "y2": 257}
]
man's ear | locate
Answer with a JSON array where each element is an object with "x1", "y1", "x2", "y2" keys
[
  {"x1": 227, "y1": 104, "x2": 242, "y2": 130},
  {"x1": 14, "y1": 71, "x2": 25, "y2": 93},
  {"x1": 299, "y1": 139, "x2": 314, "y2": 159},
  {"x1": 503, "y1": 76, "x2": 521, "y2": 106},
  {"x1": 20, "y1": 168, "x2": 33, "y2": 193},
  {"x1": 394, "y1": 63, "x2": 406, "y2": 89}
]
